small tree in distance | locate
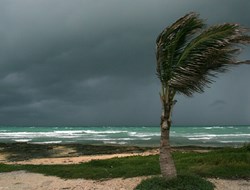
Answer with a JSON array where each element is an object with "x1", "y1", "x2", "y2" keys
[{"x1": 156, "y1": 12, "x2": 250, "y2": 179}]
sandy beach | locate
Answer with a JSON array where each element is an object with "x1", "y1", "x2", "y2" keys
[
  {"x1": 0, "y1": 170, "x2": 147, "y2": 190},
  {"x1": 0, "y1": 168, "x2": 249, "y2": 190},
  {"x1": 0, "y1": 149, "x2": 159, "y2": 165},
  {"x1": 0, "y1": 144, "x2": 249, "y2": 190}
]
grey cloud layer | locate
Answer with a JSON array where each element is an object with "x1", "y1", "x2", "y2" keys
[{"x1": 0, "y1": 0, "x2": 249, "y2": 125}]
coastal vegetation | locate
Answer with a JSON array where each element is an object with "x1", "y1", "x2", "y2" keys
[
  {"x1": 0, "y1": 143, "x2": 154, "y2": 161},
  {"x1": 135, "y1": 175, "x2": 214, "y2": 190},
  {"x1": 0, "y1": 144, "x2": 249, "y2": 189},
  {"x1": 156, "y1": 12, "x2": 250, "y2": 179}
]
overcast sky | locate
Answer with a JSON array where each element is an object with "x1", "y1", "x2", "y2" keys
[{"x1": 0, "y1": 0, "x2": 249, "y2": 126}]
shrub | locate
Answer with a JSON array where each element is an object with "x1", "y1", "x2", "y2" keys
[{"x1": 135, "y1": 174, "x2": 214, "y2": 190}]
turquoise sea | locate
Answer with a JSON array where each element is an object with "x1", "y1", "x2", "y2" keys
[{"x1": 0, "y1": 125, "x2": 249, "y2": 147}]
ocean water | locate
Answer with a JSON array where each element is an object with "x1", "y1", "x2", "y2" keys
[{"x1": 0, "y1": 125, "x2": 249, "y2": 147}]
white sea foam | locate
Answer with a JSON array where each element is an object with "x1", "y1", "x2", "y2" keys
[
  {"x1": 31, "y1": 141, "x2": 62, "y2": 144},
  {"x1": 1, "y1": 130, "x2": 249, "y2": 142},
  {"x1": 187, "y1": 134, "x2": 250, "y2": 138},
  {"x1": 103, "y1": 141, "x2": 117, "y2": 144},
  {"x1": 0, "y1": 132, "x2": 52, "y2": 137},
  {"x1": 128, "y1": 132, "x2": 160, "y2": 137},
  {"x1": 128, "y1": 132, "x2": 137, "y2": 135},
  {"x1": 116, "y1": 138, "x2": 136, "y2": 141},
  {"x1": 188, "y1": 137, "x2": 212, "y2": 140},
  {"x1": 14, "y1": 139, "x2": 32, "y2": 142},
  {"x1": 204, "y1": 126, "x2": 228, "y2": 130},
  {"x1": 94, "y1": 134, "x2": 107, "y2": 137},
  {"x1": 54, "y1": 130, "x2": 83, "y2": 134},
  {"x1": 204, "y1": 127, "x2": 213, "y2": 130},
  {"x1": 103, "y1": 141, "x2": 128, "y2": 145},
  {"x1": 0, "y1": 131, "x2": 84, "y2": 139},
  {"x1": 140, "y1": 138, "x2": 151, "y2": 140},
  {"x1": 219, "y1": 140, "x2": 247, "y2": 143},
  {"x1": 119, "y1": 137, "x2": 151, "y2": 141},
  {"x1": 86, "y1": 137, "x2": 146, "y2": 141},
  {"x1": 118, "y1": 141, "x2": 128, "y2": 145},
  {"x1": 86, "y1": 138, "x2": 114, "y2": 141},
  {"x1": 56, "y1": 135, "x2": 82, "y2": 139},
  {"x1": 0, "y1": 126, "x2": 248, "y2": 146},
  {"x1": 82, "y1": 130, "x2": 128, "y2": 134},
  {"x1": 137, "y1": 134, "x2": 151, "y2": 137}
]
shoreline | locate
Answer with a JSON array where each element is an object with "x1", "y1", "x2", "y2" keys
[
  {"x1": 1, "y1": 149, "x2": 159, "y2": 165},
  {"x1": 0, "y1": 142, "x2": 221, "y2": 164},
  {"x1": 0, "y1": 142, "x2": 158, "y2": 163}
]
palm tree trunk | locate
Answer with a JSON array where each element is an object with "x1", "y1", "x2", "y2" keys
[{"x1": 159, "y1": 102, "x2": 177, "y2": 179}]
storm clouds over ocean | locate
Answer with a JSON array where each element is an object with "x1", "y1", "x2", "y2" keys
[{"x1": 0, "y1": 0, "x2": 249, "y2": 126}]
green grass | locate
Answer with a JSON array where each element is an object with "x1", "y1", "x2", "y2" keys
[
  {"x1": 174, "y1": 145, "x2": 250, "y2": 179},
  {"x1": 0, "y1": 155, "x2": 160, "y2": 180},
  {"x1": 135, "y1": 175, "x2": 214, "y2": 190},
  {"x1": 0, "y1": 145, "x2": 249, "y2": 180}
]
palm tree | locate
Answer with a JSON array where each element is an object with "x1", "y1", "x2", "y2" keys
[{"x1": 156, "y1": 12, "x2": 250, "y2": 179}]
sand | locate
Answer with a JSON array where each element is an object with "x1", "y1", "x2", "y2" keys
[
  {"x1": 0, "y1": 171, "x2": 249, "y2": 190},
  {"x1": 1, "y1": 149, "x2": 159, "y2": 165},
  {"x1": 0, "y1": 147, "x2": 249, "y2": 190},
  {"x1": 0, "y1": 170, "x2": 147, "y2": 190},
  {"x1": 208, "y1": 178, "x2": 250, "y2": 190}
]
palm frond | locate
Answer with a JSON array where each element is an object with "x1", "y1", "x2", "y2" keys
[
  {"x1": 156, "y1": 13, "x2": 250, "y2": 97},
  {"x1": 170, "y1": 24, "x2": 250, "y2": 96},
  {"x1": 236, "y1": 60, "x2": 250, "y2": 64},
  {"x1": 156, "y1": 12, "x2": 205, "y2": 86}
]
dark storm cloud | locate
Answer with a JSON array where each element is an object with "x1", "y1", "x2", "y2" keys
[{"x1": 0, "y1": 0, "x2": 249, "y2": 125}]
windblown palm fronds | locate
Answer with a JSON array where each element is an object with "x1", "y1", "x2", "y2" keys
[
  {"x1": 156, "y1": 12, "x2": 250, "y2": 96},
  {"x1": 156, "y1": 12, "x2": 250, "y2": 179}
]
